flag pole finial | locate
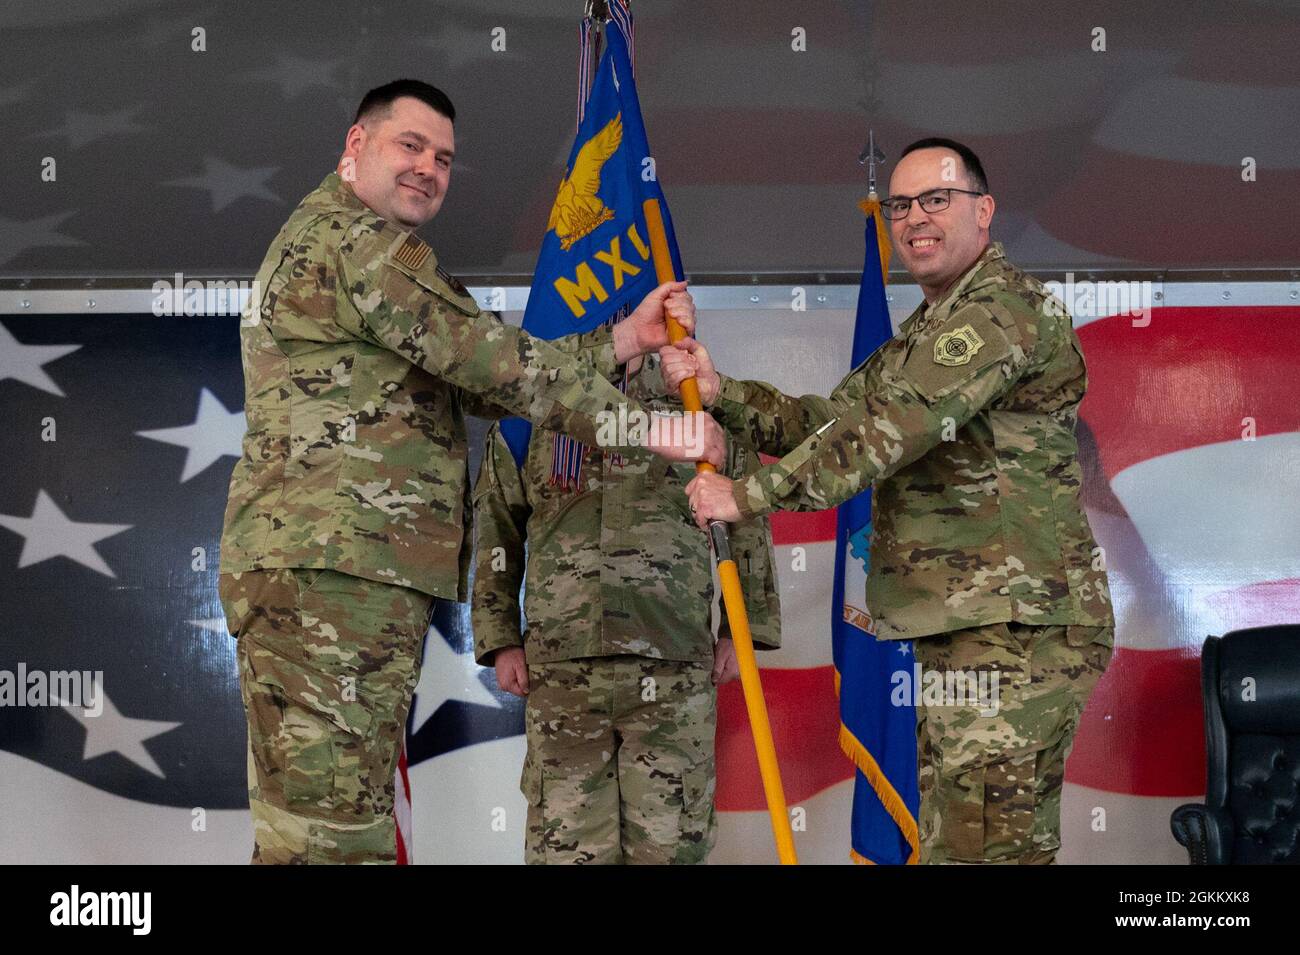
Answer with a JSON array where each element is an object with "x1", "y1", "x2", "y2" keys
[{"x1": 858, "y1": 130, "x2": 886, "y2": 199}]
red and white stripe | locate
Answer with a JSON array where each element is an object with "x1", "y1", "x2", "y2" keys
[{"x1": 395, "y1": 744, "x2": 413, "y2": 864}]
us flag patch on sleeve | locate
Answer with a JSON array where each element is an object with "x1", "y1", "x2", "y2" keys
[{"x1": 391, "y1": 232, "x2": 431, "y2": 271}]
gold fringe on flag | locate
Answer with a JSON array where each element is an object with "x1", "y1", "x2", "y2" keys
[
  {"x1": 833, "y1": 667, "x2": 920, "y2": 864},
  {"x1": 833, "y1": 203, "x2": 917, "y2": 864}
]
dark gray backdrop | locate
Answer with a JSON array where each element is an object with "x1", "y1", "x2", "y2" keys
[{"x1": 2, "y1": 0, "x2": 1297, "y2": 278}]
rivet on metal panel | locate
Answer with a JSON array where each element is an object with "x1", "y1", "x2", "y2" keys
[
  {"x1": 20, "y1": 300, "x2": 31, "y2": 309},
  {"x1": 87, "y1": 299, "x2": 96, "y2": 308},
  {"x1": 749, "y1": 294, "x2": 759, "y2": 303},
  {"x1": 1221, "y1": 290, "x2": 1231, "y2": 301},
  {"x1": 816, "y1": 294, "x2": 827, "y2": 303}
]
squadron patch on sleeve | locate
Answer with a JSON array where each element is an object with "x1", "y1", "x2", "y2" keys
[
  {"x1": 392, "y1": 232, "x2": 431, "y2": 271},
  {"x1": 933, "y1": 324, "x2": 986, "y2": 366}
]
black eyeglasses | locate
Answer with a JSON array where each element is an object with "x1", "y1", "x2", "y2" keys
[{"x1": 880, "y1": 188, "x2": 984, "y2": 220}]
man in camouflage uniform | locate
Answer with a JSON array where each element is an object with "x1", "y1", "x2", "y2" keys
[
  {"x1": 668, "y1": 138, "x2": 1115, "y2": 864},
  {"x1": 218, "y1": 79, "x2": 719, "y2": 864},
  {"x1": 472, "y1": 353, "x2": 782, "y2": 864}
]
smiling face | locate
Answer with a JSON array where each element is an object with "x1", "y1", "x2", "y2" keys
[
  {"x1": 887, "y1": 147, "x2": 995, "y2": 303},
  {"x1": 340, "y1": 95, "x2": 455, "y2": 229}
]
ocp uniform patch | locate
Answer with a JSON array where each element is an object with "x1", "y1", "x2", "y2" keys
[
  {"x1": 384, "y1": 230, "x2": 479, "y2": 316},
  {"x1": 933, "y1": 324, "x2": 986, "y2": 366},
  {"x1": 901, "y1": 307, "x2": 1013, "y2": 401},
  {"x1": 392, "y1": 232, "x2": 431, "y2": 271}
]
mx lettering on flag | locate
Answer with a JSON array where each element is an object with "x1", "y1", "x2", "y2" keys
[{"x1": 499, "y1": 1, "x2": 683, "y2": 483}]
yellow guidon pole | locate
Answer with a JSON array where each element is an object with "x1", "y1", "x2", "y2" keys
[{"x1": 642, "y1": 198, "x2": 798, "y2": 865}]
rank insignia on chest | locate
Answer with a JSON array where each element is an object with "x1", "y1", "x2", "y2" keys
[
  {"x1": 392, "y1": 232, "x2": 432, "y2": 271},
  {"x1": 436, "y1": 264, "x2": 469, "y2": 297},
  {"x1": 933, "y1": 324, "x2": 986, "y2": 366}
]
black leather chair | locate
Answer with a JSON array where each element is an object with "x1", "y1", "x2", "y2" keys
[{"x1": 1171, "y1": 625, "x2": 1300, "y2": 864}]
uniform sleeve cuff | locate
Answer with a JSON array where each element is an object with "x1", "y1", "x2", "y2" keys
[
  {"x1": 733, "y1": 476, "x2": 764, "y2": 520},
  {"x1": 715, "y1": 373, "x2": 745, "y2": 408},
  {"x1": 712, "y1": 373, "x2": 754, "y2": 431},
  {"x1": 473, "y1": 636, "x2": 524, "y2": 667}
]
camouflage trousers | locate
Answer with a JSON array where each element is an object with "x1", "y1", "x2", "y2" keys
[
  {"x1": 218, "y1": 568, "x2": 433, "y2": 864},
  {"x1": 522, "y1": 656, "x2": 717, "y2": 865},
  {"x1": 913, "y1": 621, "x2": 1113, "y2": 865}
]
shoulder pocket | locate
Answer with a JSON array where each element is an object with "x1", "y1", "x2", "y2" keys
[
  {"x1": 901, "y1": 307, "x2": 1014, "y2": 403},
  {"x1": 384, "y1": 245, "x2": 480, "y2": 317}
]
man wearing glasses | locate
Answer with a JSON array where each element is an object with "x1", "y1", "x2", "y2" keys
[{"x1": 661, "y1": 138, "x2": 1115, "y2": 864}]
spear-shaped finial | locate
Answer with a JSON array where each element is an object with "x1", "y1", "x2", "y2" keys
[{"x1": 858, "y1": 130, "x2": 886, "y2": 199}]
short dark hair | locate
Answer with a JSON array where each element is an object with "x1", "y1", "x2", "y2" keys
[
  {"x1": 354, "y1": 79, "x2": 455, "y2": 126},
  {"x1": 899, "y1": 137, "x2": 988, "y2": 194}
]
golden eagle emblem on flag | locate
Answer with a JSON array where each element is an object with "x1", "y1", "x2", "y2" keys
[{"x1": 547, "y1": 112, "x2": 623, "y2": 250}]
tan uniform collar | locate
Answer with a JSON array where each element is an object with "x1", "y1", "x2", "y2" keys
[
  {"x1": 908, "y1": 241, "x2": 1007, "y2": 331},
  {"x1": 311, "y1": 170, "x2": 369, "y2": 213}
]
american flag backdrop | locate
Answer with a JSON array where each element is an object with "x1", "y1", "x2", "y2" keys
[
  {"x1": 2, "y1": 291, "x2": 1299, "y2": 863},
  {"x1": 0, "y1": 314, "x2": 252, "y2": 860}
]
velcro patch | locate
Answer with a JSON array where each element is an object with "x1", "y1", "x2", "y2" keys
[
  {"x1": 392, "y1": 232, "x2": 431, "y2": 271},
  {"x1": 933, "y1": 324, "x2": 985, "y2": 366},
  {"x1": 902, "y1": 309, "x2": 1012, "y2": 402}
]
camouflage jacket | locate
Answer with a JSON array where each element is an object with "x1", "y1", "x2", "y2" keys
[
  {"x1": 220, "y1": 172, "x2": 653, "y2": 600},
  {"x1": 713, "y1": 243, "x2": 1114, "y2": 641},
  {"x1": 472, "y1": 355, "x2": 782, "y2": 665}
]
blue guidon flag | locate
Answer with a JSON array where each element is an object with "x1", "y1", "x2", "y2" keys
[
  {"x1": 833, "y1": 199, "x2": 921, "y2": 864},
  {"x1": 499, "y1": 0, "x2": 684, "y2": 481}
]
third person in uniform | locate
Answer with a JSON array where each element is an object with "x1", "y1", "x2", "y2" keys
[{"x1": 473, "y1": 352, "x2": 781, "y2": 864}]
